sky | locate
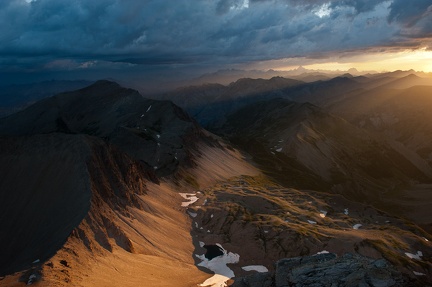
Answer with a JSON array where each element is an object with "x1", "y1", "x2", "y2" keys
[{"x1": 0, "y1": 0, "x2": 431, "y2": 88}]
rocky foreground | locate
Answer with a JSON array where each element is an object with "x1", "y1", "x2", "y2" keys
[{"x1": 232, "y1": 253, "x2": 406, "y2": 287}]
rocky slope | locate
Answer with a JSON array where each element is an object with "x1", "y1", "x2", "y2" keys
[
  {"x1": 184, "y1": 175, "x2": 431, "y2": 286},
  {"x1": 232, "y1": 253, "x2": 407, "y2": 287},
  {"x1": 220, "y1": 99, "x2": 431, "y2": 204}
]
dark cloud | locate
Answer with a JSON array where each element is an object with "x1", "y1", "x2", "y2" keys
[
  {"x1": 388, "y1": 0, "x2": 432, "y2": 40},
  {"x1": 0, "y1": 0, "x2": 430, "y2": 79},
  {"x1": 388, "y1": 0, "x2": 431, "y2": 26},
  {"x1": 331, "y1": 0, "x2": 383, "y2": 13},
  {"x1": 216, "y1": 0, "x2": 249, "y2": 14}
]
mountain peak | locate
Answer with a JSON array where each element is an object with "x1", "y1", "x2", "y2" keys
[
  {"x1": 88, "y1": 79, "x2": 121, "y2": 88},
  {"x1": 295, "y1": 66, "x2": 308, "y2": 72},
  {"x1": 403, "y1": 73, "x2": 421, "y2": 80},
  {"x1": 340, "y1": 73, "x2": 354, "y2": 78}
]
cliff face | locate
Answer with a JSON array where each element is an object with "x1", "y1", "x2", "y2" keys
[
  {"x1": 0, "y1": 133, "x2": 155, "y2": 276},
  {"x1": 0, "y1": 134, "x2": 93, "y2": 275}
]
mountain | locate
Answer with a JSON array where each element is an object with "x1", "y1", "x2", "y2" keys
[
  {"x1": 374, "y1": 74, "x2": 432, "y2": 90},
  {"x1": 155, "y1": 73, "x2": 432, "y2": 230},
  {"x1": 0, "y1": 80, "x2": 255, "y2": 280},
  {"x1": 289, "y1": 72, "x2": 331, "y2": 82},
  {"x1": 0, "y1": 80, "x2": 92, "y2": 118},
  {"x1": 220, "y1": 98, "x2": 431, "y2": 202},
  {"x1": 158, "y1": 77, "x2": 304, "y2": 128},
  {"x1": 281, "y1": 76, "x2": 363, "y2": 106},
  {"x1": 0, "y1": 79, "x2": 431, "y2": 286},
  {"x1": 0, "y1": 80, "x2": 203, "y2": 176},
  {"x1": 192, "y1": 69, "x2": 286, "y2": 85},
  {"x1": 159, "y1": 74, "x2": 382, "y2": 128},
  {"x1": 191, "y1": 67, "x2": 379, "y2": 86},
  {"x1": 330, "y1": 85, "x2": 432, "y2": 180}
]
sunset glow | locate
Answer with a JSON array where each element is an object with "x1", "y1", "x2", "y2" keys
[
  {"x1": 0, "y1": 0, "x2": 431, "y2": 87},
  {"x1": 271, "y1": 48, "x2": 432, "y2": 73}
]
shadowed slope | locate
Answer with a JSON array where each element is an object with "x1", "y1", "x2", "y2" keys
[
  {"x1": 0, "y1": 80, "x2": 202, "y2": 176},
  {"x1": 0, "y1": 134, "x2": 152, "y2": 276},
  {"x1": 220, "y1": 98, "x2": 432, "y2": 211}
]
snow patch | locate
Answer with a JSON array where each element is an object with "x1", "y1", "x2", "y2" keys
[
  {"x1": 413, "y1": 271, "x2": 426, "y2": 276},
  {"x1": 146, "y1": 105, "x2": 152, "y2": 112},
  {"x1": 156, "y1": 134, "x2": 161, "y2": 139},
  {"x1": 179, "y1": 193, "x2": 199, "y2": 207},
  {"x1": 316, "y1": 250, "x2": 330, "y2": 255},
  {"x1": 241, "y1": 265, "x2": 268, "y2": 273},
  {"x1": 353, "y1": 224, "x2": 362, "y2": 230},
  {"x1": 344, "y1": 208, "x2": 349, "y2": 215},
  {"x1": 276, "y1": 148, "x2": 283, "y2": 152},
  {"x1": 27, "y1": 274, "x2": 37, "y2": 285},
  {"x1": 188, "y1": 211, "x2": 197, "y2": 218},
  {"x1": 405, "y1": 251, "x2": 423, "y2": 260},
  {"x1": 423, "y1": 237, "x2": 429, "y2": 242},
  {"x1": 199, "y1": 241, "x2": 205, "y2": 248},
  {"x1": 319, "y1": 210, "x2": 327, "y2": 218},
  {"x1": 197, "y1": 244, "x2": 240, "y2": 287},
  {"x1": 307, "y1": 220, "x2": 317, "y2": 224},
  {"x1": 211, "y1": 214, "x2": 214, "y2": 218}
]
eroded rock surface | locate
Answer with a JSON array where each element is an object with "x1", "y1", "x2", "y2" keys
[{"x1": 232, "y1": 253, "x2": 407, "y2": 287}]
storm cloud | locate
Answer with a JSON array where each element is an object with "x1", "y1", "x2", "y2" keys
[{"x1": 0, "y1": 0, "x2": 431, "y2": 76}]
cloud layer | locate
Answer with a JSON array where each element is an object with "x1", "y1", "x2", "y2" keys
[{"x1": 0, "y1": 0, "x2": 431, "y2": 75}]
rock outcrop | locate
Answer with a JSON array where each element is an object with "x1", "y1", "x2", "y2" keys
[{"x1": 231, "y1": 253, "x2": 408, "y2": 287}]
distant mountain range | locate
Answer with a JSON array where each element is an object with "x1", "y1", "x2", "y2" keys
[{"x1": 188, "y1": 67, "x2": 431, "y2": 86}]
